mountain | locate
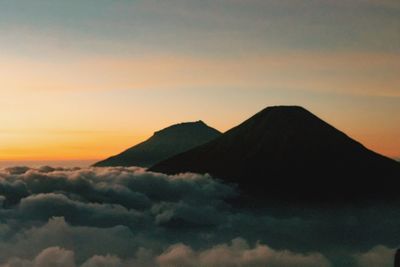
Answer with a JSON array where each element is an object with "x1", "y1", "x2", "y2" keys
[
  {"x1": 150, "y1": 106, "x2": 400, "y2": 203},
  {"x1": 94, "y1": 121, "x2": 221, "y2": 167}
]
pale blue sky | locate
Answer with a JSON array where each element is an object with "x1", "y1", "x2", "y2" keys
[{"x1": 1, "y1": 0, "x2": 399, "y2": 56}]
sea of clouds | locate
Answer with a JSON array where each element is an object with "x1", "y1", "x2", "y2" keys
[{"x1": 0, "y1": 166, "x2": 398, "y2": 267}]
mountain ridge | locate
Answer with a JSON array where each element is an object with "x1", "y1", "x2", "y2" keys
[
  {"x1": 94, "y1": 121, "x2": 221, "y2": 167},
  {"x1": 150, "y1": 106, "x2": 400, "y2": 203}
]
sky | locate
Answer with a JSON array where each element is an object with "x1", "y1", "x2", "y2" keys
[{"x1": 0, "y1": 0, "x2": 399, "y2": 162}]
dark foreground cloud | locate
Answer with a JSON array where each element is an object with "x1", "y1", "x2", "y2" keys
[
  {"x1": 0, "y1": 167, "x2": 399, "y2": 266},
  {"x1": 0, "y1": 226, "x2": 330, "y2": 267}
]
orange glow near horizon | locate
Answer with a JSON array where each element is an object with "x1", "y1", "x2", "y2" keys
[
  {"x1": 0, "y1": 131, "x2": 129, "y2": 161},
  {"x1": 1, "y1": 137, "x2": 398, "y2": 162},
  {"x1": 1, "y1": 134, "x2": 399, "y2": 162},
  {"x1": 0, "y1": 130, "x2": 148, "y2": 161},
  {"x1": 1, "y1": 117, "x2": 399, "y2": 162},
  {"x1": 1, "y1": 0, "x2": 399, "y2": 162}
]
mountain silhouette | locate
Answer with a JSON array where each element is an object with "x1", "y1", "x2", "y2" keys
[
  {"x1": 150, "y1": 106, "x2": 400, "y2": 203},
  {"x1": 94, "y1": 121, "x2": 221, "y2": 167}
]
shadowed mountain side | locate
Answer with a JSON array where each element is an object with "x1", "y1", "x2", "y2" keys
[
  {"x1": 94, "y1": 121, "x2": 221, "y2": 167},
  {"x1": 150, "y1": 106, "x2": 400, "y2": 203}
]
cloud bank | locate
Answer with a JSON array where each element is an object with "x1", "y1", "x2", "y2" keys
[{"x1": 0, "y1": 166, "x2": 398, "y2": 266}]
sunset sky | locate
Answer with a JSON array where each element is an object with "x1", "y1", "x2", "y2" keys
[{"x1": 0, "y1": 0, "x2": 399, "y2": 162}]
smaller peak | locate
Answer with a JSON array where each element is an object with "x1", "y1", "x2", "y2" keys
[
  {"x1": 173, "y1": 120, "x2": 208, "y2": 127},
  {"x1": 176, "y1": 120, "x2": 210, "y2": 127},
  {"x1": 194, "y1": 120, "x2": 206, "y2": 125},
  {"x1": 154, "y1": 120, "x2": 213, "y2": 136}
]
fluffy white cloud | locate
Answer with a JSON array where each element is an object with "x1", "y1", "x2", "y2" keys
[
  {"x1": 1, "y1": 238, "x2": 330, "y2": 267},
  {"x1": 81, "y1": 255, "x2": 122, "y2": 267},
  {"x1": 0, "y1": 217, "x2": 136, "y2": 263},
  {"x1": 354, "y1": 245, "x2": 395, "y2": 267},
  {"x1": 32, "y1": 247, "x2": 76, "y2": 267},
  {"x1": 0, "y1": 247, "x2": 75, "y2": 267},
  {"x1": 157, "y1": 238, "x2": 330, "y2": 267}
]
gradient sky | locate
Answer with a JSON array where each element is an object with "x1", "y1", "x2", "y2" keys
[{"x1": 0, "y1": 0, "x2": 399, "y2": 161}]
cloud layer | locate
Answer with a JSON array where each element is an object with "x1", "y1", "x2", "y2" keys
[{"x1": 0, "y1": 166, "x2": 399, "y2": 266}]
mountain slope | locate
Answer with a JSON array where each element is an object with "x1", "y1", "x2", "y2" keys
[
  {"x1": 94, "y1": 121, "x2": 221, "y2": 167},
  {"x1": 150, "y1": 106, "x2": 400, "y2": 202}
]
